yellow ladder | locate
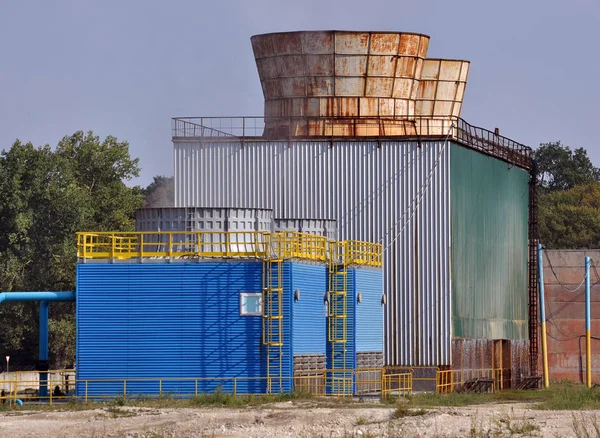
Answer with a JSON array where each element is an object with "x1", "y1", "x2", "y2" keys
[
  {"x1": 328, "y1": 256, "x2": 349, "y2": 395},
  {"x1": 263, "y1": 249, "x2": 284, "y2": 393}
]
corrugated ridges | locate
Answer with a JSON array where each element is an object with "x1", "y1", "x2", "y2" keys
[
  {"x1": 291, "y1": 263, "x2": 327, "y2": 355},
  {"x1": 450, "y1": 144, "x2": 529, "y2": 340},
  {"x1": 76, "y1": 261, "x2": 290, "y2": 396},
  {"x1": 354, "y1": 268, "x2": 384, "y2": 352},
  {"x1": 174, "y1": 139, "x2": 451, "y2": 366},
  {"x1": 326, "y1": 267, "x2": 356, "y2": 371}
]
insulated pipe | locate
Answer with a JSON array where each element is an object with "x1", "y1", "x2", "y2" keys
[
  {"x1": 538, "y1": 243, "x2": 549, "y2": 388},
  {"x1": 0, "y1": 291, "x2": 74, "y2": 398},
  {"x1": 39, "y1": 301, "x2": 49, "y2": 398},
  {"x1": 585, "y1": 257, "x2": 592, "y2": 388},
  {"x1": 0, "y1": 291, "x2": 75, "y2": 303}
]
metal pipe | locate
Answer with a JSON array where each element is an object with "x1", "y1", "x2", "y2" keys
[
  {"x1": 538, "y1": 243, "x2": 549, "y2": 388},
  {"x1": 39, "y1": 301, "x2": 49, "y2": 398},
  {"x1": 585, "y1": 256, "x2": 592, "y2": 388},
  {"x1": 0, "y1": 291, "x2": 74, "y2": 398},
  {"x1": 0, "y1": 291, "x2": 75, "y2": 303}
]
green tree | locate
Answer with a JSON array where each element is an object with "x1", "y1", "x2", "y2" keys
[
  {"x1": 539, "y1": 182, "x2": 600, "y2": 248},
  {"x1": 535, "y1": 141, "x2": 600, "y2": 192},
  {"x1": 0, "y1": 131, "x2": 144, "y2": 368}
]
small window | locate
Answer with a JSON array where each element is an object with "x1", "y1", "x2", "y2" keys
[{"x1": 240, "y1": 293, "x2": 262, "y2": 316}]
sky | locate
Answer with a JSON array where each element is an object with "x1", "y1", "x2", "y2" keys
[{"x1": 1, "y1": 0, "x2": 599, "y2": 187}]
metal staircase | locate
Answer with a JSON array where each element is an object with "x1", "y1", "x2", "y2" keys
[
  {"x1": 262, "y1": 246, "x2": 284, "y2": 393},
  {"x1": 328, "y1": 256, "x2": 350, "y2": 395}
]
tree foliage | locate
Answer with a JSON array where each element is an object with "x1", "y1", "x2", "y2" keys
[
  {"x1": 535, "y1": 141, "x2": 600, "y2": 192},
  {"x1": 0, "y1": 131, "x2": 144, "y2": 368},
  {"x1": 539, "y1": 182, "x2": 600, "y2": 249}
]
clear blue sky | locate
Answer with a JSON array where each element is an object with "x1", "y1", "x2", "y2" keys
[{"x1": 1, "y1": 0, "x2": 598, "y2": 186}]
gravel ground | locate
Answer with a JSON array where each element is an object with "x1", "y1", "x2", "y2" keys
[{"x1": 0, "y1": 401, "x2": 598, "y2": 437}]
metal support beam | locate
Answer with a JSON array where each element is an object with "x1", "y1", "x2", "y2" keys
[{"x1": 585, "y1": 256, "x2": 592, "y2": 388}]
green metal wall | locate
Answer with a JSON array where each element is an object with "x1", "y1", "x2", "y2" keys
[{"x1": 451, "y1": 143, "x2": 529, "y2": 340}]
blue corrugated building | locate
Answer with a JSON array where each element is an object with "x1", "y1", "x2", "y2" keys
[
  {"x1": 75, "y1": 229, "x2": 382, "y2": 397},
  {"x1": 326, "y1": 267, "x2": 383, "y2": 394}
]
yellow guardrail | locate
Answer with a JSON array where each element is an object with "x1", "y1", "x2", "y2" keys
[
  {"x1": 338, "y1": 240, "x2": 383, "y2": 267},
  {"x1": 77, "y1": 231, "x2": 383, "y2": 267},
  {"x1": 435, "y1": 368, "x2": 505, "y2": 393},
  {"x1": 0, "y1": 368, "x2": 407, "y2": 404}
]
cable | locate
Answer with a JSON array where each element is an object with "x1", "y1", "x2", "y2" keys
[
  {"x1": 378, "y1": 123, "x2": 454, "y2": 253},
  {"x1": 543, "y1": 248, "x2": 586, "y2": 292}
]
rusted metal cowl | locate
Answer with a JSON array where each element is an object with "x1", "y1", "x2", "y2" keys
[{"x1": 251, "y1": 31, "x2": 469, "y2": 138}]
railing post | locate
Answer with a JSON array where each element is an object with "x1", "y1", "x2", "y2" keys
[
  {"x1": 123, "y1": 380, "x2": 127, "y2": 399},
  {"x1": 85, "y1": 381, "x2": 88, "y2": 402},
  {"x1": 140, "y1": 233, "x2": 144, "y2": 258},
  {"x1": 195, "y1": 379, "x2": 198, "y2": 397},
  {"x1": 233, "y1": 378, "x2": 237, "y2": 397},
  {"x1": 159, "y1": 379, "x2": 162, "y2": 396},
  {"x1": 49, "y1": 377, "x2": 53, "y2": 406},
  {"x1": 111, "y1": 234, "x2": 116, "y2": 261}
]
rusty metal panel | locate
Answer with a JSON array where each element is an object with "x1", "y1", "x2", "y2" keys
[
  {"x1": 251, "y1": 31, "x2": 431, "y2": 136},
  {"x1": 540, "y1": 249, "x2": 600, "y2": 382},
  {"x1": 174, "y1": 138, "x2": 451, "y2": 366},
  {"x1": 416, "y1": 59, "x2": 470, "y2": 120},
  {"x1": 250, "y1": 31, "x2": 468, "y2": 138}
]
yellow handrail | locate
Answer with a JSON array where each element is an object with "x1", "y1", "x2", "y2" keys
[
  {"x1": 0, "y1": 367, "x2": 409, "y2": 404},
  {"x1": 76, "y1": 231, "x2": 383, "y2": 267}
]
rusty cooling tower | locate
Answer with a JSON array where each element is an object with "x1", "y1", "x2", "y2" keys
[{"x1": 251, "y1": 31, "x2": 469, "y2": 138}]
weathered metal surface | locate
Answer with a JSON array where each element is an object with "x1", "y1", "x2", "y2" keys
[
  {"x1": 252, "y1": 31, "x2": 443, "y2": 137},
  {"x1": 136, "y1": 207, "x2": 273, "y2": 233},
  {"x1": 451, "y1": 339, "x2": 530, "y2": 389},
  {"x1": 540, "y1": 249, "x2": 600, "y2": 382},
  {"x1": 171, "y1": 116, "x2": 534, "y2": 171},
  {"x1": 415, "y1": 59, "x2": 470, "y2": 121},
  {"x1": 450, "y1": 144, "x2": 530, "y2": 341},
  {"x1": 528, "y1": 167, "x2": 539, "y2": 375},
  {"x1": 174, "y1": 138, "x2": 451, "y2": 366},
  {"x1": 273, "y1": 218, "x2": 337, "y2": 241}
]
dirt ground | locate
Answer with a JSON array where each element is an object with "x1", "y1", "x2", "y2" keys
[{"x1": 0, "y1": 400, "x2": 598, "y2": 437}]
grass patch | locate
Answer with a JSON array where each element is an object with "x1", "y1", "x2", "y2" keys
[
  {"x1": 393, "y1": 404, "x2": 427, "y2": 418},
  {"x1": 536, "y1": 382, "x2": 600, "y2": 410},
  {"x1": 104, "y1": 405, "x2": 137, "y2": 418},
  {"x1": 405, "y1": 382, "x2": 600, "y2": 411},
  {"x1": 496, "y1": 411, "x2": 540, "y2": 436},
  {"x1": 355, "y1": 416, "x2": 368, "y2": 425}
]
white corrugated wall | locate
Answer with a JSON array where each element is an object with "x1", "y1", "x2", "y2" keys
[{"x1": 174, "y1": 139, "x2": 451, "y2": 366}]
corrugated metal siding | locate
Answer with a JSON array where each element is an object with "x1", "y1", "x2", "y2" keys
[
  {"x1": 291, "y1": 263, "x2": 327, "y2": 355},
  {"x1": 76, "y1": 261, "x2": 296, "y2": 396},
  {"x1": 450, "y1": 144, "x2": 529, "y2": 340},
  {"x1": 279, "y1": 262, "x2": 294, "y2": 391},
  {"x1": 174, "y1": 139, "x2": 451, "y2": 366},
  {"x1": 326, "y1": 267, "x2": 356, "y2": 372},
  {"x1": 354, "y1": 268, "x2": 384, "y2": 352}
]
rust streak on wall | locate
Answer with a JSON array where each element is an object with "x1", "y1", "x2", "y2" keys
[{"x1": 540, "y1": 250, "x2": 600, "y2": 382}]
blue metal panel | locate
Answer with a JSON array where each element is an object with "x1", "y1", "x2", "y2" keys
[
  {"x1": 291, "y1": 263, "x2": 327, "y2": 355},
  {"x1": 354, "y1": 268, "x2": 384, "y2": 353},
  {"x1": 326, "y1": 268, "x2": 356, "y2": 371},
  {"x1": 76, "y1": 261, "x2": 285, "y2": 396},
  {"x1": 278, "y1": 262, "x2": 294, "y2": 391}
]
